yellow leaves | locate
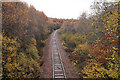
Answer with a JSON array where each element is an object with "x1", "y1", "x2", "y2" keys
[
  {"x1": 72, "y1": 60, "x2": 79, "y2": 66},
  {"x1": 41, "y1": 40, "x2": 46, "y2": 45},
  {"x1": 17, "y1": 51, "x2": 42, "y2": 78},
  {"x1": 2, "y1": 2, "x2": 50, "y2": 78},
  {"x1": 73, "y1": 43, "x2": 90, "y2": 55},
  {"x1": 29, "y1": 66, "x2": 34, "y2": 71},
  {"x1": 106, "y1": 28, "x2": 109, "y2": 31},
  {"x1": 82, "y1": 59, "x2": 109, "y2": 78},
  {"x1": 2, "y1": 36, "x2": 19, "y2": 57},
  {"x1": 112, "y1": 40, "x2": 115, "y2": 42},
  {"x1": 11, "y1": 52, "x2": 16, "y2": 57},
  {"x1": 31, "y1": 37, "x2": 37, "y2": 46},
  {"x1": 0, "y1": 33, "x2": 2, "y2": 44},
  {"x1": 107, "y1": 32, "x2": 110, "y2": 34},
  {"x1": 112, "y1": 47, "x2": 118, "y2": 50},
  {"x1": 108, "y1": 68, "x2": 119, "y2": 78},
  {"x1": 72, "y1": 61, "x2": 76, "y2": 66},
  {"x1": 14, "y1": 63, "x2": 19, "y2": 68},
  {"x1": 74, "y1": 54, "x2": 77, "y2": 56},
  {"x1": 77, "y1": 44, "x2": 88, "y2": 50},
  {"x1": 4, "y1": 63, "x2": 13, "y2": 72},
  {"x1": 23, "y1": 74, "x2": 27, "y2": 78},
  {"x1": 7, "y1": 47, "x2": 14, "y2": 52},
  {"x1": 7, "y1": 58, "x2": 11, "y2": 62}
]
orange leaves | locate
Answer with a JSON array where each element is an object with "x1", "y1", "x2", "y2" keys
[
  {"x1": 5, "y1": 3, "x2": 14, "y2": 8},
  {"x1": 2, "y1": 2, "x2": 52, "y2": 78}
]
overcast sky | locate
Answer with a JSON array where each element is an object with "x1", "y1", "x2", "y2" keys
[{"x1": 22, "y1": 0, "x2": 95, "y2": 19}]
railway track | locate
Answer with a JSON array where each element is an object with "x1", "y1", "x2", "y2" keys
[{"x1": 52, "y1": 30, "x2": 67, "y2": 80}]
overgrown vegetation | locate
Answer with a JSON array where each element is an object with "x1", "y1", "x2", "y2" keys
[
  {"x1": 0, "y1": 0, "x2": 119, "y2": 79},
  {"x1": 1, "y1": 2, "x2": 53, "y2": 78},
  {"x1": 59, "y1": 1, "x2": 119, "y2": 79}
]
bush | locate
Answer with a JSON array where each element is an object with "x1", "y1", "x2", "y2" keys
[{"x1": 72, "y1": 43, "x2": 89, "y2": 70}]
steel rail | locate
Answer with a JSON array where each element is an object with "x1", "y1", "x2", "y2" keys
[{"x1": 52, "y1": 30, "x2": 67, "y2": 80}]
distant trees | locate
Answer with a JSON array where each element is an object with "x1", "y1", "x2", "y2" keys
[{"x1": 48, "y1": 18, "x2": 65, "y2": 33}]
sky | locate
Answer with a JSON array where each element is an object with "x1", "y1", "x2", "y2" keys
[{"x1": 22, "y1": 0, "x2": 95, "y2": 19}]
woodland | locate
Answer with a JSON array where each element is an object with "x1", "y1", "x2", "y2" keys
[
  {"x1": 59, "y1": 1, "x2": 119, "y2": 79},
  {"x1": 1, "y1": 2, "x2": 63, "y2": 78},
  {"x1": 0, "y1": 1, "x2": 119, "y2": 79}
]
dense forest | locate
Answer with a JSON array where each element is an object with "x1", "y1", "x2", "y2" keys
[
  {"x1": 0, "y1": 0, "x2": 119, "y2": 79},
  {"x1": 59, "y1": 1, "x2": 119, "y2": 78}
]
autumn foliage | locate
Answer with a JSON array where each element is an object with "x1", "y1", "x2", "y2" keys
[
  {"x1": 59, "y1": 1, "x2": 119, "y2": 79},
  {"x1": 1, "y1": 0, "x2": 119, "y2": 79},
  {"x1": 2, "y1": 2, "x2": 51, "y2": 78}
]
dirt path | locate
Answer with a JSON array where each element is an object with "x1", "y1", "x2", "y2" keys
[{"x1": 41, "y1": 30, "x2": 79, "y2": 79}]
